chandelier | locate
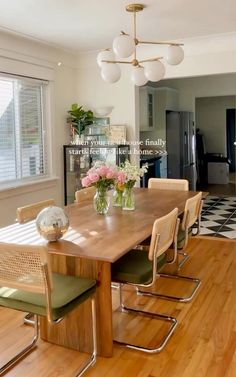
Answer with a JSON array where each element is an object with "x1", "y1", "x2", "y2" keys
[{"x1": 97, "y1": 3, "x2": 184, "y2": 86}]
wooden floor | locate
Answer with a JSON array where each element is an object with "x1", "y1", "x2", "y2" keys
[{"x1": 2, "y1": 237, "x2": 236, "y2": 377}]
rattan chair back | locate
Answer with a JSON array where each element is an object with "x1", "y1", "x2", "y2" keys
[
  {"x1": 148, "y1": 178, "x2": 189, "y2": 191},
  {"x1": 148, "y1": 207, "x2": 179, "y2": 261},
  {"x1": 75, "y1": 187, "x2": 96, "y2": 203},
  {"x1": 17, "y1": 199, "x2": 55, "y2": 224},
  {"x1": 0, "y1": 243, "x2": 52, "y2": 294},
  {"x1": 182, "y1": 192, "x2": 203, "y2": 231}
]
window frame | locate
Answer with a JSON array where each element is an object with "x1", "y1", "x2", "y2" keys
[{"x1": 0, "y1": 72, "x2": 53, "y2": 190}]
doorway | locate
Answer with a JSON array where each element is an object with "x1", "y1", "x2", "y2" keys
[
  {"x1": 195, "y1": 96, "x2": 236, "y2": 195},
  {"x1": 226, "y1": 109, "x2": 236, "y2": 173}
]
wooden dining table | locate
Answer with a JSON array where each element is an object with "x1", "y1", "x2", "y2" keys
[{"x1": 0, "y1": 188, "x2": 199, "y2": 357}]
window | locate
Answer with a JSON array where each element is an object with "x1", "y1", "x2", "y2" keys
[{"x1": 0, "y1": 74, "x2": 49, "y2": 187}]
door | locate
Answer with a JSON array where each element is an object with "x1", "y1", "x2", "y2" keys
[
  {"x1": 181, "y1": 112, "x2": 197, "y2": 190},
  {"x1": 226, "y1": 109, "x2": 236, "y2": 172}
]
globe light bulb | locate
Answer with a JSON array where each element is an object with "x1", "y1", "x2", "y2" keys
[
  {"x1": 131, "y1": 66, "x2": 148, "y2": 86},
  {"x1": 144, "y1": 60, "x2": 165, "y2": 82},
  {"x1": 97, "y1": 50, "x2": 115, "y2": 68},
  {"x1": 101, "y1": 64, "x2": 121, "y2": 83},
  {"x1": 166, "y1": 45, "x2": 184, "y2": 65},
  {"x1": 113, "y1": 33, "x2": 135, "y2": 58}
]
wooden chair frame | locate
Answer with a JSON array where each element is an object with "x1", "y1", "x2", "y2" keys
[
  {"x1": 75, "y1": 187, "x2": 96, "y2": 203},
  {"x1": 16, "y1": 199, "x2": 55, "y2": 224}
]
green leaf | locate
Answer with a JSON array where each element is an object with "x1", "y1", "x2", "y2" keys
[{"x1": 71, "y1": 103, "x2": 78, "y2": 111}]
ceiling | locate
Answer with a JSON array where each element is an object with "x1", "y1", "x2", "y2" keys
[{"x1": 0, "y1": 0, "x2": 235, "y2": 53}]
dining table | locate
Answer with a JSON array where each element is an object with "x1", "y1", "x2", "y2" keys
[{"x1": 0, "y1": 188, "x2": 200, "y2": 357}]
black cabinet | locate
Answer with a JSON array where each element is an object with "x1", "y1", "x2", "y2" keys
[{"x1": 63, "y1": 144, "x2": 130, "y2": 205}]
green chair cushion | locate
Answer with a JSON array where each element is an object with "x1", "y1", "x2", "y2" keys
[
  {"x1": 112, "y1": 249, "x2": 166, "y2": 285},
  {"x1": 0, "y1": 273, "x2": 96, "y2": 321},
  {"x1": 177, "y1": 228, "x2": 192, "y2": 249}
]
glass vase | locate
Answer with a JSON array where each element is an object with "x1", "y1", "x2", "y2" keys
[
  {"x1": 122, "y1": 187, "x2": 135, "y2": 211},
  {"x1": 112, "y1": 188, "x2": 123, "y2": 207},
  {"x1": 93, "y1": 187, "x2": 110, "y2": 214}
]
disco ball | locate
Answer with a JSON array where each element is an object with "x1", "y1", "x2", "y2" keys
[{"x1": 36, "y1": 206, "x2": 69, "y2": 242}]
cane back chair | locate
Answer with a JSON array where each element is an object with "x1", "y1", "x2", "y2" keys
[
  {"x1": 0, "y1": 242, "x2": 97, "y2": 376},
  {"x1": 111, "y1": 208, "x2": 179, "y2": 353}
]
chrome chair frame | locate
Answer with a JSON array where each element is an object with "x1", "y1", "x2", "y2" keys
[
  {"x1": 178, "y1": 201, "x2": 202, "y2": 270},
  {"x1": 116, "y1": 282, "x2": 178, "y2": 353}
]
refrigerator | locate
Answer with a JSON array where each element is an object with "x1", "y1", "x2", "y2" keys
[{"x1": 166, "y1": 111, "x2": 197, "y2": 190}]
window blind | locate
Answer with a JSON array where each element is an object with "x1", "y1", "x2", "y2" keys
[{"x1": 0, "y1": 74, "x2": 48, "y2": 186}]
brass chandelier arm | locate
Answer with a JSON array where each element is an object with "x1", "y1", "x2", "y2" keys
[
  {"x1": 102, "y1": 60, "x2": 133, "y2": 64},
  {"x1": 138, "y1": 40, "x2": 184, "y2": 46},
  {"x1": 139, "y1": 56, "x2": 164, "y2": 63}
]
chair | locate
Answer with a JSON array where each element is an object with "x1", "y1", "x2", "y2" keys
[
  {"x1": 148, "y1": 178, "x2": 189, "y2": 267},
  {"x1": 75, "y1": 187, "x2": 96, "y2": 203},
  {"x1": 16, "y1": 199, "x2": 55, "y2": 325},
  {"x1": 148, "y1": 178, "x2": 189, "y2": 191},
  {"x1": 17, "y1": 199, "x2": 55, "y2": 224},
  {"x1": 111, "y1": 208, "x2": 179, "y2": 353},
  {"x1": 138, "y1": 192, "x2": 202, "y2": 303},
  {"x1": 0, "y1": 242, "x2": 97, "y2": 376}
]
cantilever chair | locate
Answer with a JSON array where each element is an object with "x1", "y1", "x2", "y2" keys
[
  {"x1": 75, "y1": 187, "x2": 96, "y2": 203},
  {"x1": 0, "y1": 242, "x2": 97, "y2": 376},
  {"x1": 138, "y1": 192, "x2": 203, "y2": 303},
  {"x1": 148, "y1": 178, "x2": 189, "y2": 191},
  {"x1": 16, "y1": 199, "x2": 55, "y2": 325},
  {"x1": 17, "y1": 199, "x2": 55, "y2": 224},
  {"x1": 148, "y1": 178, "x2": 191, "y2": 268},
  {"x1": 111, "y1": 208, "x2": 179, "y2": 353}
]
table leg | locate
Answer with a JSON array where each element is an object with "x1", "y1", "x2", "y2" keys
[{"x1": 40, "y1": 254, "x2": 113, "y2": 357}]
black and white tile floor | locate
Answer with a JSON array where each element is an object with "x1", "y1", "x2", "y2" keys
[{"x1": 198, "y1": 196, "x2": 236, "y2": 239}]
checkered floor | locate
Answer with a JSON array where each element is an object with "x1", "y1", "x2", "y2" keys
[{"x1": 198, "y1": 196, "x2": 236, "y2": 239}]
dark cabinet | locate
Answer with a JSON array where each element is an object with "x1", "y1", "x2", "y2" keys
[{"x1": 63, "y1": 144, "x2": 130, "y2": 205}]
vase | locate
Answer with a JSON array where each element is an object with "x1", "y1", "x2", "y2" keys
[
  {"x1": 93, "y1": 187, "x2": 110, "y2": 214},
  {"x1": 122, "y1": 187, "x2": 135, "y2": 211},
  {"x1": 112, "y1": 188, "x2": 123, "y2": 207}
]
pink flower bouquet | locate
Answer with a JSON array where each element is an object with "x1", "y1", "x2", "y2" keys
[
  {"x1": 81, "y1": 161, "x2": 117, "y2": 214},
  {"x1": 81, "y1": 162, "x2": 117, "y2": 190}
]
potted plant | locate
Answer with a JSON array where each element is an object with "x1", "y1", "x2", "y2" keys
[{"x1": 67, "y1": 103, "x2": 94, "y2": 140}]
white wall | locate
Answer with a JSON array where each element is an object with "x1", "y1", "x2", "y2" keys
[
  {"x1": 156, "y1": 74, "x2": 236, "y2": 112},
  {"x1": 76, "y1": 53, "x2": 137, "y2": 139},
  {"x1": 0, "y1": 31, "x2": 77, "y2": 226},
  {"x1": 195, "y1": 96, "x2": 236, "y2": 155}
]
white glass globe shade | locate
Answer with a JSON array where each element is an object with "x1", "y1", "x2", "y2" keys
[
  {"x1": 166, "y1": 45, "x2": 184, "y2": 65},
  {"x1": 101, "y1": 64, "x2": 121, "y2": 83},
  {"x1": 113, "y1": 34, "x2": 135, "y2": 58},
  {"x1": 97, "y1": 50, "x2": 115, "y2": 68},
  {"x1": 144, "y1": 60, "x2": 165, "y2": 82},
  {"x1": 131, "y1": 66, "x2": 148, "y2": 86}
]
